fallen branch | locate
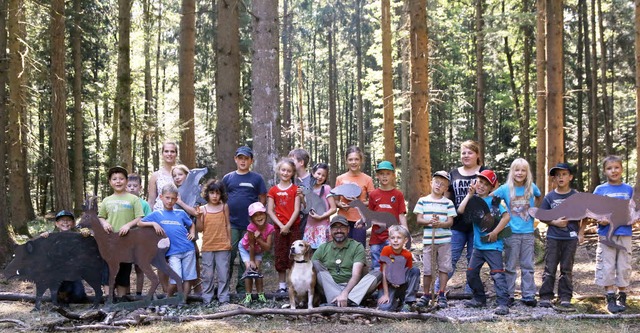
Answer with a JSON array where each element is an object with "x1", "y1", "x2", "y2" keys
[
  {"x1": 53, "y1": 324, "x2": 127, "y2": 331},
  {"x1": 0, "y1": 318, "x2": 29, "y2": 329}
]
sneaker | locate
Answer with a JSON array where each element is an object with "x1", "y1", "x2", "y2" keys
[
  {"x1": 437, "y1": 296, "x2": 448, "y2": 308},
  {"x1": 606, "y1": 293, "x2": 624, "y2": 314},
  {"x1": 242, "y1": 293, "x2": 252, "y2": 305},
  {"x1": 495, "y1": 305, "x2": 509, "y2": 315},
  {"x1": 401, "y1": 302, "x2": 414, "y2": 312},
  {"x1": 416, "y1": 295, "x2": 430, "y2": 308},
  {"x1": 559, "y1": 300, "x2": 573, "y2": 308},
  {"x1": 464, "y1": 299, "x2": 486, "y2": 308},
  {"x1": 276, "y1": 287, "x2": 288, "y2": 294},
  {"x1": 539, "y1": 299, "x2": 553, "y2": 308},
  {"x1": 507, "y1": 297, "x2": 515, "y2": 307},
  {"x1": 617, "y1": 292, "x2": 627, "y2": 312},
  {"x1": 521, "y1": 296, "x2": 537, "y2": 307},
  {"x1": 257, "y1": 293, "x2": 267, "y2": 303}
]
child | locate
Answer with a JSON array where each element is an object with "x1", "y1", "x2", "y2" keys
[
  {"x1": 538, "y1": 163, "x2": 582, "y2": 309},
  {"x1": 413, "y1": 171, "x2": 457, "y2": 308},
  {"x1": 40, "y1": 210, "x2": 90, "y2": 304},
  {"x1": 335, "y1": 146, "x2": 375, "y2": 247},
  {"x1": 126, "y1": 173, "x2": 152, "y2": 296},
  {"x1": 171, "y1": 164, "x2": 199, "y2": 216},
  {"x1": 222, "y1": 146, "x2": 268, "y2": 294},
  {"x1": 460, "y1": 170, "x2": 511, "y2": 316},
  {"x1": 267, "y1": 158, "x2": 301, "y2": 294},
  {"x1": 98, "y1": 166, "x2": 144, "y2": 298},
  {"x1": 289, "y1": 148, "x2": 312, "y2": 188},
  {"x1": 304, "y1": 163, "x2": 337, "y2": 250},
  {"x1": 492, "y1": 158, "x2": 541, "y2": 307},
  {"x1": 377, "y1": 225, "x2": 420, "y2": 312},
  {"x1": 139, "y1": 184, "x2": 197, "y2": 298},
  {"x1": 368, "y1": 161, "x2": 408, "y2": 271},
  {"x1": 587, "y1": 155, "x2": 634, "y2": 313},
  {"x1": 239, "y1": 202, "x2": 275, "y2": 304},
  {"x1": 196, "y1": 179, "x2": 231, "y2": 304}
]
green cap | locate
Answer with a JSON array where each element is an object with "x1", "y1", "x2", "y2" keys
[{"x1": 375, "y1": 161, "x2": 395, "y2": 172}]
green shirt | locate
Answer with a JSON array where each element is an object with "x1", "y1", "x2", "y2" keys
[
  {"x1": 312, "y1": 239, "x2": 365, "y2": 284},
  {"x1": 98, "y1": 193, "x2": 144, "y2": 232}
]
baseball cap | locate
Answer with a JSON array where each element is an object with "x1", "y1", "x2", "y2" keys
[
  {"x1": 375, "y1": 161, "x2": 395, "y2": 172},
  {"x1": 549, "y1": 162, "x2": 573, "y2": 176},
  {"x1": 476, "y1": 169, "x2": 497, "y2": 187},
  {"x1": 235, "y1": 146, "x2": 254, "y2": 158},
  {"x1": 432, "y1": 170, "x2": 451, "y2": 182},
  {"x1": 55, "y1": 210, "x2": 75, "y2": 221},
  {"x1": 248, "y1": 202, "x2": 266, "y2": 216},
  {"x1": 329, "y1": 215, "x2": 349, "y2": 227},
  {"x1": 107, "y1": 166, "x2": 128, "y2": 179}
]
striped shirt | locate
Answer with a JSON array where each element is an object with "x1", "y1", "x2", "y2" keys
[{"x1": 413, "y1": 194, "x2": 457, "y2": 245}]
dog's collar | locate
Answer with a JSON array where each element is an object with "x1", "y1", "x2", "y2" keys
[{"x1": 295, "y1": 260, "x2": 308, "y2": 263}]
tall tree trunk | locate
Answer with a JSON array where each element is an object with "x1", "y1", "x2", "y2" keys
[
  {"x1": 329, "y1": 25, "x2": 337, "y2": 185},
  {"x1": 0, "y1": 0, "x2": 15, "y2": 259},
  {"x1": 535, "y1": 0, "x2": 547, "y2": 187},
  {"x1": 142, "y1": 0, "x2": 152, "y2": 191},
  {"x1": 116, "y1": 0, "x2": 132, "y2": 170},
  {"x1": 251, "y1": 0, "x2": 280, "y2": 186},
  {"x1": 281, "y1": 0, "x2": 292, "y2": 153},
  {"x1": 597, "y1": 0, "x2": 612, "y2": 154},
  {"x1": 51, "y1": 0, "x2": 72, "y2": 211},
  {"x1": 577, "y1": 0, "x2": 585, "y2": 190},
  {"x1": 399, "y1": 0, "x2": 410, "y2": 195},
  {"x1": 589, "y1": 0, "x2": 600, "y2": 190},
  {"x1": 475, "y1": 0, "x2": 486, "y2": 160},
  {"x1": 216, "y1": 0, "x2": 240, "y2": 176},
  {"x1": 546, "y1": 0, "x2": 564, "y2": 194},
  {"x1": 522, "y1": 0, "x2": 533, "y2": 162},
  {"x1": 382, "y1": 0, "x2": 395, "y2": 163},
  {"x1": 179, "y1": 0, "x2": 196, "y2": 168},
  {"x1": 153, "y1": 1, "x2": 163, "y2": 171},
  {"x1": 408, "y1": 0, "x2": 431, "y2": 209},
  {"x1": 356, "y1": 0, "x2": 364, "y2": 150},
  {"x1": 72, "y1": 0, "x2": 84, "y2": 213},
  {"x1": 636, "y1": 0, "x2": 640, "y2": 184},
  {"x1": 7, "y1": 0, "x2": 34, "y2": 234}
]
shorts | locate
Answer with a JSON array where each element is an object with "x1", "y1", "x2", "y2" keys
[
  {"x1": 422, "y1": 242, "x2": 452, "y2": 275},
  {"x1": 239, "y1": 245, "x2": 263, "y2": 263},
  {"x1": 594, "y1": 235, "x2": 632, "y2": 288},
  {"x1": 168, "y1": 250, "x2": 197, "y2": 284}
]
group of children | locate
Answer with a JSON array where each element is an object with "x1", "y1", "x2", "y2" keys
[{"x1": 43, "y1": 141, "x2": 635, "y2": 314}]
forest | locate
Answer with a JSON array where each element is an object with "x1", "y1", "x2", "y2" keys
[{"x1": 0, "y1": 0, "x2": 639, "y2": 257}]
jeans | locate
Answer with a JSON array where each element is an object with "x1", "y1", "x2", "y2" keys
[
  {"x1": 348, "y1": 222, "x2": 367, "y2": 248},
  {"x1": 229, "y1": 228, "x2": 247, "y2": 293},
  {"x1": 370, "y1": 241, "x2": 389, "y2": 271},
  {"x1": 466, "y1": 249, "x2": 509, "y2": 306},
  {"x1": 378, "y1": 267, "x2": 420, "y2": 311},
  {"x1": 539, "y1": 238, "x2": 578, "y2": 302},
  {"x1": 504, "y1": 233, "x2": 536, "y2": 298}
]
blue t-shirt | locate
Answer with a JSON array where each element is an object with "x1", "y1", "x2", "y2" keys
[
  {"x1": 222, "y1": 171, "x2": 268, "y2": 230},
  {"x1": 472, "y1": 196, "x2": 508, "y2": 251},
  {"x1": 142, "y1": 209, "x2": 194, "y2": 256},
  {"x1": 493, "y1": 183, "x2": 541, "y2": 234},
  {"x1": 540, "y1": 189, "x2": 580, "y2": 240},
  {"x1": 593, "y1": 182, "x2": 634, "y2": 236}
]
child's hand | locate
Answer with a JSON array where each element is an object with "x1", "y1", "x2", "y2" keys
[
  {"x1": 248, "y1": 261, "x2": 257, "y2": 270},
  {"x1": 429, "y1": 214, "x2": 439, "y2": 227},
  {"x1": 280, "y1": 225, "x2": 290, "y2": 235},
  {"x1": 40, "y1": 231, "x2": 50, "y2": 238},
  {"x1": 187, "y1": 231, "x2": 195, "y2": 241},
  {"x1": 578, "y1": 231, "x2": 585, "y2": 244},
  {"x1": 101, "y1": 221, "x2": 113, "y2": 234},
  {"x1": 254, "y1": 230, "x2": 261, "y2": 238},
  {"x1": 354, "y1": 219, "x2": 365, "y2": 229},
  {"x1": 377, "y1": 293, "x2": 390, "y2": 305},
  {"x1": 151, "y1": 223, "x2": 166, "y2": 236},
  {"x1": 552, "y1": 217, "x2": 568, "y2": 228},
  {"x1": 597, "y1": 219, "x2": 610, "y2": 226},
  {"x1": 468, "y1": 181, "x2": 477, "y2": 196},
  {"x1": 119, "y1": 224, "x2": 131, "y2": 236},
  {"x1": 79, "y1": 228, "x2": 92, "y2": 237},
  {"x1": 486, "y1": 231, "x2": 498, "y2": 243}
]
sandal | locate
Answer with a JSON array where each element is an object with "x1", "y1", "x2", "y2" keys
[{"x1": 416, "y1": 295, "x2": 430, "y2": 308}]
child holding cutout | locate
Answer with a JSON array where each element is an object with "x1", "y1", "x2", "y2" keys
[
  {"x1": 377, "y1": 225, "x2": 420, "y2": 312},
  {"x1": 240, "y1": 202, "x2": 275, "y2": 304}
]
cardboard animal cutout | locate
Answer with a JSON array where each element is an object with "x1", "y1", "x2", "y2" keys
[
  {"x1": 79, "y1": 196, "x2": 184, "y2": 305},
  {"x1": 3, "y1": 232, "x2": 104, "y2": 310},
  {"x1": 529, "y1": 191, "x2": 640, "y2": 250},
  {"x1": 379, "y1": 254, "x2": 408, "y2": 286},
  {"x1": 464, "y1": 195, "x2": 511, "y2": 242},
  {"x1": 329, "y1": 183, "x2": 362, "y2": 199},
  {"x1": 300, "y1": 186, "x2": 327, "y2": 215},
  {"x1": 178, "y1": 167, "x2": 208, "y2": 207},
  {"x1": 348, "y1": 199, "x2": 397, "y2": 233}
]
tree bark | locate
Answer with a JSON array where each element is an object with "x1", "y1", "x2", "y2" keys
[
  {"x1": 179, "y1": 0, "x2": 196, "y2": 169},
  {"x1": 522, "y1": 0, "x2": 533, "y2": 162},
  {"x1": 251, "y1": 0, "x2": 280, "y2": 186},
  {"x1": 546, "y1": 0, "x2": 564, "y2": 194},
  {"x1": 475, "y1": 0, "x2": 486, "y2": 160},
  {"x1": 142, "y1": 0, "x2": 153, "y2": 192},
  {"x1": 382, "y1": 0, "x2": 395, "y2": 163},
  {"x1": 328, "y1": 18, "x2": 337, "y2": 185},
  {"x1": 589, "y1": 0, "x2": 600, "y2": 190},
  {"x1": 51, "y1": 0, "x2": 72, "y2": 211},
  {"x1": 72, "y1": 0, "x2": 84, "y2": 213},
  {"x1": 636, "y1": 0, "x2": 640, "y2": 184},
  {"x1": 597, "y1": 0, "x2": 612, "y2": 155},
  {"x1": 281, "y1": 0, "x2": 292, "y2": 153},
  {"x1": 7, "y1": 0, "x2": 34, "y2": 234},
  {"x1": 216, "y1": 0, "x2": 240, "y2": 176},
  {"x1": 116, "y1": 0, "x2": 132, "y2": 170},
  {"x1": 408, "y1": 0, "x2": 431, "y2": 209},
  {"x1": 356, "y1": 0, "x2": 365, "y2": 151},
  {"x1": 535, "y1": 0, "x2": 547, "y2": 189}
]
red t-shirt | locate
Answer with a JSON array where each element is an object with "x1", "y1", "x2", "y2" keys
[
  {"x1": 380, "y1": 245, "x2": 413, "y2": 269},
  {"x1": 368, "y1": 188, "x2": 407, "y2": 244},
  {"x1": 267, "y1": 183, "x2": 300, "y2": 229}
]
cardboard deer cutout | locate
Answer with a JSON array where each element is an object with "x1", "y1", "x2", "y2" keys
[
  {"x1": 348, "y1": 200, "x2": 397, "y2": 233},
  {"x1": 79, "y1": 197, "x2": 184, "y2": 306}
]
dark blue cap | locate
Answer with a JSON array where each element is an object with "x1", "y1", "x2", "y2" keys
[
  {"x1": 235, "y1": 146, "x2": 253, "y2": 158},
  {"x1": 549, "y1": 163, "x2": 573, "y2": 176},
  {"x1": 55, "y1": 210, "x2": 75, "y2": 221}
]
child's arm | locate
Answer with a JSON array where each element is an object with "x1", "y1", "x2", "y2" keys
[
  {"x1": 399, "y1": 213, "x2": 408, "y2": 229},
  {"x1": 415, "y1": 213, "x2": 435, "y2": 227},
  {"x1": 119, "y1": 217, "x2": 141, "y2": 236},
  {"x1": 457, "y1": 183, "x2": 476, "y2": 214},
  {"x1": 187, "y1": 221, "x2": 196, "y2": 241},
  {"x1": 224, "y1": 205, "x2": 231, "y2": 241},
  {"x1": 281, "y1": 195, "x2": 301, "y2": 233},
  {"x1": 176, "y1": 197, "x2": 198, "y2": 216},
  {"x1": 434, "y1": 216, "x2": 453, "y2": 229},
  {"x1": 98, "y1": 217, "x2": 113, "y2": 233},
  {"x1": 147, "y1": 173, "x2": 158, "y2": 205},
  {"x1": 255, "y1": 232, "x2": 274, "y2": 252},
  {"x1": 578, "y1": 218, "x2": 587, "y2": 243},
  {"x1": 377, "y1": 264, "x2": 390, "y2": 305},
  {"x1": 195, "y1": 206, "x2": 204, "y2": 233},
  {"x1": 248, "y1": 232, "x2": 257, "y2": 270},
  {"x1": 266, "y1": 197, "x2": 286, "y2": 229},
  {"x1": 310, "y1": 194, "x2": 337, "y2": 220},
  {"x1": 137, "y1": 219, "x2": 166, "y2": 236},
  {"x1": 486, "y1": 212, "x2": 510, "y2": 243}
]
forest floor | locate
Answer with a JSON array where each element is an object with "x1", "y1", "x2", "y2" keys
[{"x1": 1, "y1": 226, "x2": 640, "y2": 332}]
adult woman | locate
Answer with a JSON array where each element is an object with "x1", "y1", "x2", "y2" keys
[
  {"x1": 445, "y1": 140, "x2": 486, "y2": 293},
  {"x1": 148, "y1": 141, "x2": 179, "y2": 211}
]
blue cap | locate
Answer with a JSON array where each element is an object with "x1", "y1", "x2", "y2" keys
[
  {"x1": 375, "y1": 161, "x2": 395, "y2": 172},
  {"x1": 55, "y1": 210, "x2": 75, "y2": 221},
  {"x1": 549, "y1": 163, "x2": 573, "y2": 176},
  {"x1": 235, "y1": 146, "x2": 253, "y2": 158}
]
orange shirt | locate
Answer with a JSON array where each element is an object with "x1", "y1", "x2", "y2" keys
[
  {"x1": 380, "y1": 245, "x2": 413, "y2": 269},
  {"x1": 199, "y1": 206, "x2": 231, "y2": 252},
  {"x1": 335, "y1": 172, "x2": 374, "y2": 222}
]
